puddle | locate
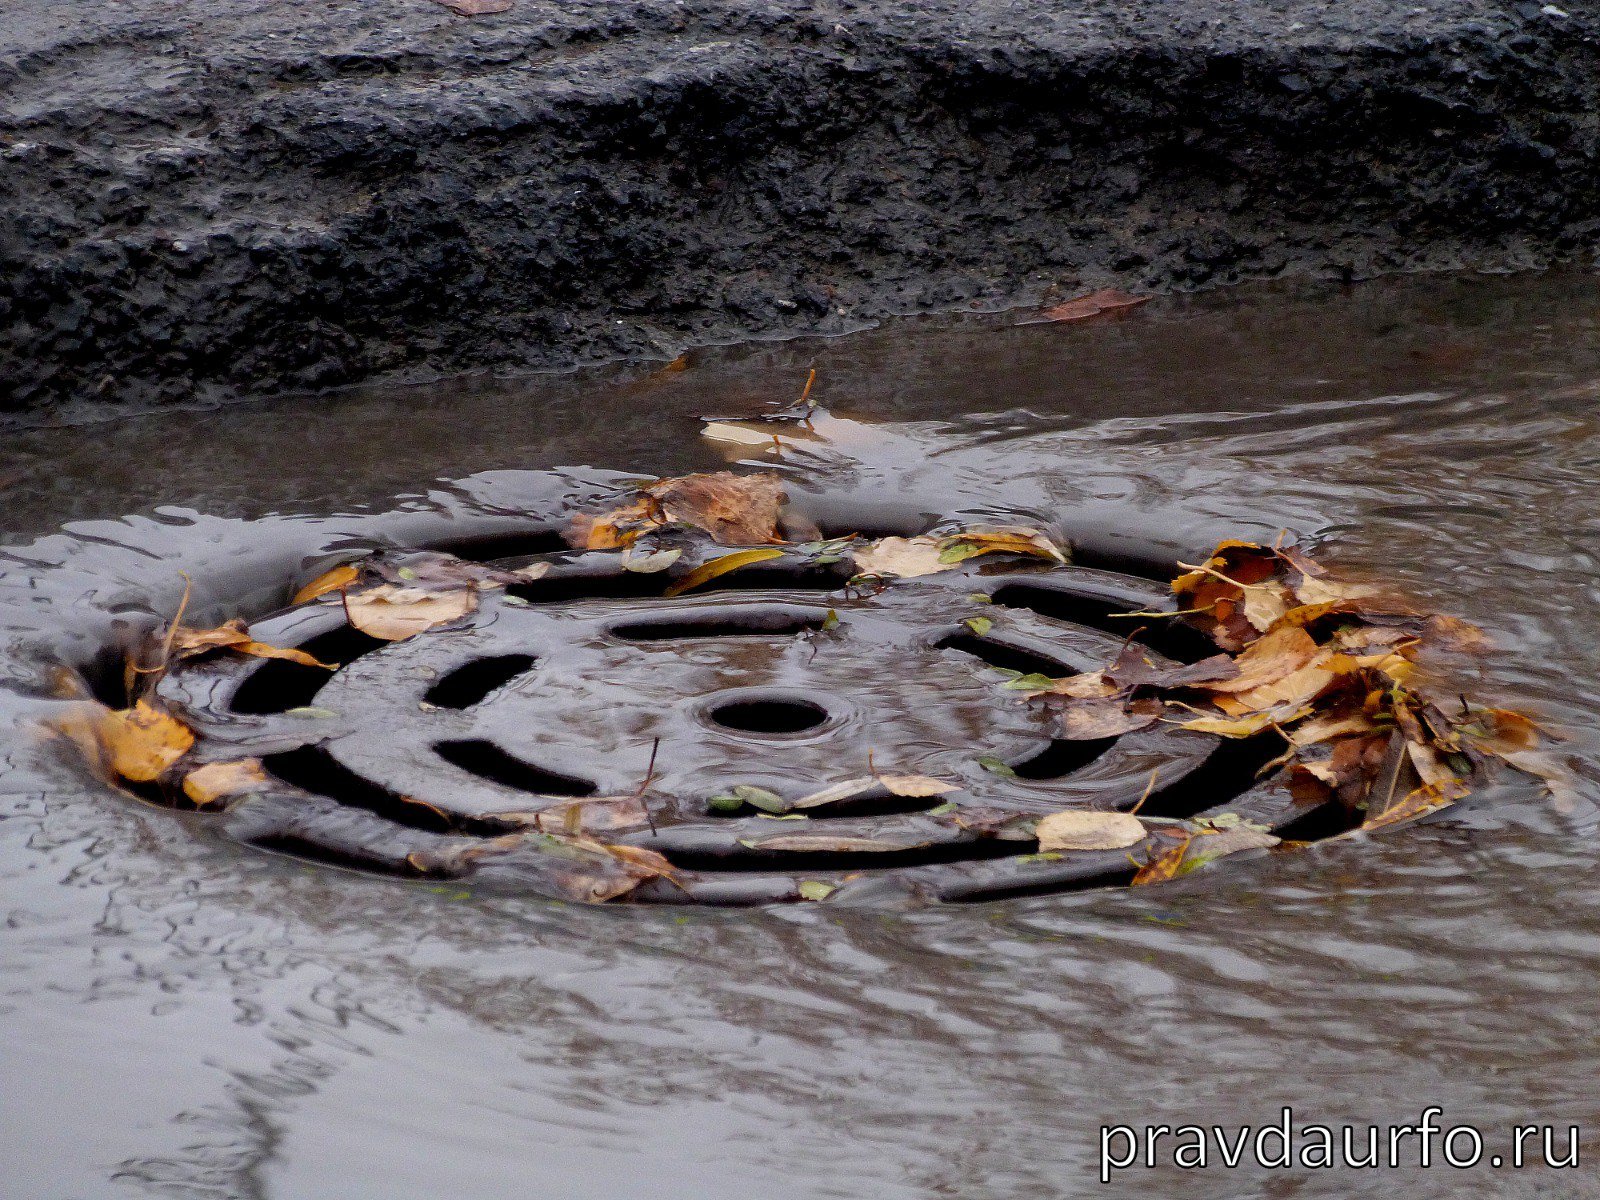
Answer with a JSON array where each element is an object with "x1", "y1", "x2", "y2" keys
[{"x1": 3, "y1": 270, "x2": 1599, "y2": 1195}]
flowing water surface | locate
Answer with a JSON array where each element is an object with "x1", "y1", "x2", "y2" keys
[{"x1": 3, "y1": 272, "x2": 1599, "y2": 1198}]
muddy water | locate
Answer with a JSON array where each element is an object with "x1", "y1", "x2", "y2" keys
[{"x1": 4, "y1": 272, "x2": 1600, "y2": 1198}]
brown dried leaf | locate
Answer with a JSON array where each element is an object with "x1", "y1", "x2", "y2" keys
[
  {"x1": 1106, "y1": 643, "x2": 1238, "y2": 689},
  {"x1": 654, "y1": 473, "x2": 787, "y2": 546},
  {"x1": 1055, "y1": 696, "x2": 1162, "y2": 740},
  {"x1": 345, "y1": 584, "x2": 477, "y2": 641},
  {"x1": 1202, "y1": 626, "x2": 1320, "y2": 695},
  {"x1": 1035, "y1": 289, "x2": 1149, "y2": 324},
  {"x1": 1036, "y1": 810, "x2": 1146, "y2": 851},
  {"x1": 432, "y1": 0, "x2": 512, "y2": 14},
  {"x1": 171, "y1": 619, "x2": 334, "y2": 669}
]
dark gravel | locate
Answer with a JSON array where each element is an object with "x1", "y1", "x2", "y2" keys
[{"x1": 2, "y1": 0, "x2": 1597, "y2": 411}]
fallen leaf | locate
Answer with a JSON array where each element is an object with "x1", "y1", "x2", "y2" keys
[
  {"x1": 878, "y1": 774, "x2": 959, "y2": 798},
  {"x1": 293, "y1": 563, "x2": 359, "y2": 605},
  {"x1": 345, "y1": 584, "x2": 477, "y2": 640},
  {"x1": 702, "y1": 422, "x2": 783, "y2": 447},
  {"x1": 791, "y1": 778, "x2": 876, "y2": 809},
  {"x1": 431, "y1": 0, "x2": 512, "y2": 13},
  {"x1": 1005, "y1": 671, "x2": 1120, "y2": 699},
  {"x1": 1034, "y1": 289, "x2": 1149, "y2": 324},
  {"x1": 1180, "y1": 708, "x2": 1308, "y2": 737},
  {"x1": 573, "y1": 472, "x2": 787, "y2": 550},
  {"x1": 1362, "y1": 780, "x2": 1466, "y2": 832},
  {"x1": 1106, "y1": 643, "x2": 1238, "y2": 689},
  {"x1": 97, "y1": 700, "x2": 194, "y2": 783},
  {"x1": 170, "y1": 619, "x2": 334, "y2": 669},
  {"x1": 851, "y1": 536, "x2": 949, "y2": 579},
  {"x1": 708, "y1": 783, "x2": 789, "y2": 814},
  {"x1": 976, "y1": 755, "x2": 1016, "y2": 776},
  {"x1": 940, "y1": 526, "x2": 1068, "y2": 565},
  {"x1": 1037, "y1": 810, "x2": 1146, "y2": 851},
  {"x1": 181, "y1": 759, "x2": 270, "y2": 809},
  {"x1": 1132, "y1": 833, "x2": 1193, "y2": 885},
  {"x1": 663, "y1": 547, "x2": 786, "y2": 597},
  {"x1": 964, "y1": 616, "x2": 993, "y2": 637},
  {"x1": 1201, "y1": 626, "x2": 1319, "y2": 695},
  {"x1": 798, "y1": 880, "x2": 837, "y2": 901},
  {"x1": 1054, "y1": 696, "x2": 1162, "y2": 740},
  {"x1": 748, "y1": 834, "x2": 920, "y2": 853},
  {"x1": 853, "y1": 526, "x2": 1066, "y2": 579},
  {"x1": 620, "y1": 547, "x2": 683, "y2": 574}
]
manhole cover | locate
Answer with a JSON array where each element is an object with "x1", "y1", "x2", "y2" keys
[{"x1": 68, "y1": 471, "x2": 1533, "y2": 905}]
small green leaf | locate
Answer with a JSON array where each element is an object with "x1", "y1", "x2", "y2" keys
[
  {"x1": 964, "y1": 616, "x2": 993, "y2": 637},
  {"x1": 1015, "y1": 852, "x2": 1064, "y2": 864},
  {"x1": 925, "y1": 801, "x2": 958, "y2": 816},
  {"x1": 816, "y1": 554, "x2": 843, "y2": 565},
  {"x1": 397, "y1": 566, "x2": 418, "y2": 580},
  {"x1": 285, "y1": 706, "x2": 338, "y2": 719},
  {"x1": 1206, "y1": 812, "x2": 1242, "y2": 829},
  {"x1": 938, "y1": 541, "x2": 981, "y2": 565},
  {"x1": 1001, "y1": 672, "x2": 1058, "y2": 691},
  {"x1": 756, "y1": 812, "x2": 807, "y2": 821},
  {"x1": 501, "y1": 595, "x2": 531, "y2": 607},
  {"x1": 732, "y1": 784, "x2": 788, "y2": 814},
  {"x1": 821, "y1": 608, "x2": 841, "y2": 632},
  {"x1": 798, "y1": 881, "x2": 837, "y2": 901},
  {"x1": 968, "y1": 592, "x2": 993, "y2": 604},
  {"x1": 708, "y1": 794, "x2": 743, "y2": 814},
  {"x1": 977, "y1": 755, "x2": 1016, "y2": 777}
]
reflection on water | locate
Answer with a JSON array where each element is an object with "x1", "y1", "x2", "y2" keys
[{"x1": 3, "y1": 271, "x2": 1600, "y2": 1198}]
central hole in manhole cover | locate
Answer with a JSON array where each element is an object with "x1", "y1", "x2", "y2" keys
[{"x1": 709, "y1": 697, "x2": 828, "y2": 734}]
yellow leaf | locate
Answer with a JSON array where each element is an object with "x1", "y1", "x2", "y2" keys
[
  {"x1": 663, "y1": 547, "x2": 786, "y2": 597},
  {"x1": 293, "y1": 563, "x2": 359, "y2": 605},
  {"x1": 171, "y1": 619, "x2": 333, "y2": 669},
  {"x1": 182, "y1": 759, "x2": 271, "y2": 808},
  {"x1": 99, "y1": 700, "x2": 194, "y2": 783},
  {"x1": 1037, "y1": 810, "x2": 1146, "y2": 852}
]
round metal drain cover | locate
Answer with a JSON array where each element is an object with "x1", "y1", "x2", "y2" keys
[{"x1": 149, "y1": 528, "x2": 1346, "y2": 905}]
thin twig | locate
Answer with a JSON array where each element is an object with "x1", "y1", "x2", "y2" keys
[
  {"x1": 1129, "y1": 768, "x2": 1160, "y2": 815},
  {"x1": 128, "y1": 572, "x2": 193, "y2": 698},
  {"x1": 632, "y1": 737, "x2": 662, "y2": 835}
]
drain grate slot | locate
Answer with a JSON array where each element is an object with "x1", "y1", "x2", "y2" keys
[
  {"x1": 1011, "y1": 738, "x2": 1117, "y2": 780},
  {"x1": 265, "y1": 746, "x2": 456, "y2": 832},
  {"x1": 612, "y1": 612, "x2": 825, "y2": 641},
  {"x1": 991, "y1": 583, "x2": 1218, "y2": 663},
  {"x1": 423, "y1": 654, "x2": 536, "y2": 709},
  {"x1": 232, "y1": 627, "x2": 385, "y2": 714},
  {"x1": 434, "y1": 739, "x2": 597, "y2": 797},
  {"x1": 939, "y1": 633, "x2": 1071, "y2": 679}
]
